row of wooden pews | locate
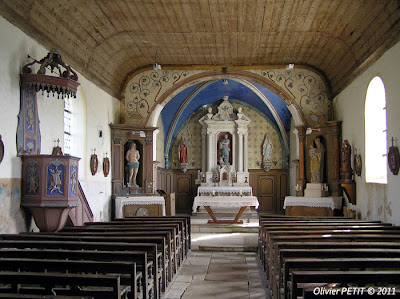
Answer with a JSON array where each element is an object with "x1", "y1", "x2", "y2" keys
[
  {"x1": 258, "y1": 214, "x2": 400, "y2": 299},
  {"x1": 0, "y1": 215, "x2": 190, "y2": 299}
]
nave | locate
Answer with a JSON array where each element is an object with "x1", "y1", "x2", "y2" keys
[{"x1": 1, "y1": 213, "x2": 400, "y2": 298}]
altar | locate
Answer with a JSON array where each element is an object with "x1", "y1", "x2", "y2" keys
[
  {"x1": 283, "y1": 196, "x2": 343, "y2": 216},
  {"x1": 115, "y1": 196, "x2": 166, "y2": 218},
  {"x1": 197, "y1": 186, "x2": 253, "y2": 196},
  {"x1": 193, "y1": 97, "x2": 257, "y2": 223},
  {"x1": 192, "y1": 195, "x2": 259, "y2": 224}
]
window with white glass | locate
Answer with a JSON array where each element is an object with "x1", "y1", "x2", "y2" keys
[{"x1": 365, "y1": 76, "x2": 387, "y2": 184}]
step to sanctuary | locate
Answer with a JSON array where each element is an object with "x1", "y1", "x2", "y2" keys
[{"x1": 190, "y1": 215, "x2": 259, "y2": 252}]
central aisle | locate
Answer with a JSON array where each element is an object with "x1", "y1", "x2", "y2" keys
[
  {"x1": 164, "y1": 216, "x2": 270, "y2": 298},
  {"x1": 165, "y1": 251, "x2": 269, "y2": 299}
]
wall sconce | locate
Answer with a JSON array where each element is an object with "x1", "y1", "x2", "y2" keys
[{"x1": 306, "y1": 127, "x2": 321, "y2": 135}]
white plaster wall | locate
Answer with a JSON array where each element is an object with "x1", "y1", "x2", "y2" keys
[
  {"x1": 333, "y1": 41, "x2": 400, "y2": 225},
  {"x1": 0, "y1": 16, "x2": 120, "y2": 232},
  {"x1": 78, "y1": 74, "x2": 120, "y2": 222}
]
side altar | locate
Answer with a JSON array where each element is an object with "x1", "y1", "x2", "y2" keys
[
  {"x1": 109, "y1": 124, "x2": 165, "y2": 218},
  {"x1": 192, "y1": 97, "x2": 259, "y2": 223}
]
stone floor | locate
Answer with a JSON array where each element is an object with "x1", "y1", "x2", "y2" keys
[{"x1": 164, "y1": 216, "x2": 271, "y2": 299}]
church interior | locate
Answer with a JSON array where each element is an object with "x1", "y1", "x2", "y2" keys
[{"x1": 0, "y1": 1, "x2": 400, "y2": 298}]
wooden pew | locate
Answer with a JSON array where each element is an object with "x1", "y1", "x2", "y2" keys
[
  {"x1": 84, "y1": 221, "x2": 185, "y2": 264},
  {"x1": 259, "y1": 223, "x2": 397, "y2": 266},
  {"x1": 264, "y1": 227, "x2": 400, "y2": 271},
  {"x1": 283, "y1": 257, "x2": 400, "y2": 299},
  {"x1": 77, "y1": 222, "x2": 182, "y2": 266},
  {"x1": 119, "y1": 216, "x2": 192, "y2": 251},
  {"x1": 61, "y1": 225, "x2": 178, "y2": 278},
  {"x1": 1, "y1": 233, "x2": 167, "y2": 294},
  {"x1": 257, "y1": 218, "x2": 400, "y2": 299},
  {"x1": 267, "y1": 233, "x2": 400, "y2": 279},
  {"x1": 277, "y1": 248, "x2": 400, "y2": 299},
  {"x1": 33, "y1": 231, "x2": 171, "y2": 287},
  {"x1": 0, "y1": 242, "x2": 154, "y2": 299},
  {"x1": 290, "y1": 270, "x2": 400, "y2": 299},
  {"x1": 0, "y1": 257, "x2": 138, "y2": 299},
  {"x1": 0, "y1": 271, "x2": 123, "y2": 299}
]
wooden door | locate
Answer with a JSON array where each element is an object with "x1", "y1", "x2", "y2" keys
[
  {"x1": 175, "y1": 174, "x2": 193, "y2": 214},
  {"x1": 258, "y1": 175, "x2": 275, "y2": 212}
]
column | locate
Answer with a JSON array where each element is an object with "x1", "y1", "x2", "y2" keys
[
  {"x1": 201, "y1": 130, "x2": 207, "y2": 173},
  {"x1": 207, "y1": 131, "x2": 213, "y2": 172},
  {"x1": 243, "y1": 133, "x2": 248, "y2": 172},
  {"x1": 238, "y1": 132, "x2": 243, "y2": 172},
  {"x1": 295, "y1": 126, "x2": 306, "y2": 195}
]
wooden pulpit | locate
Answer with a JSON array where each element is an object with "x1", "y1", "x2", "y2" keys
[{"x1": 21, "y1": 155, "x2": 80, "y2": 232}]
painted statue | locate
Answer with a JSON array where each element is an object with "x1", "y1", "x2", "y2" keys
[
  {"x1": 126, "y1": 142, "x2": 140, "y2": 187},
  {"x1": 219, "y1": 134, "x2": 230, "y2": 165},
  {"x1": 178, "y1": 136, "x2": 188, "y2": 164},
  {"x1": 340, "y1": 139, "x2": 353, "y2": 181},
  {"x1": 309, "y1": 137, "x2": 325, "y2": 183}
]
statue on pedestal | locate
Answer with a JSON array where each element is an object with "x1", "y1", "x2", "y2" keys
[
  {"x1": 340, "y1": 139, "x2": 353, "y2": 181},
  {"x1": 309, "y1": 137, "x2": 325, "y2": 183},
  {"x1": 126, "y1": 142, "x2": 140, "y2": 187},
  {"x1": 262, "y1": 134, "x2": 273, "y2": 171},
  {"x1": 178, "y1": 136, "x2": 189, "y2": 173},
  {"x1": 219, "y1": 134, "x2": 230, "y2": 165}
]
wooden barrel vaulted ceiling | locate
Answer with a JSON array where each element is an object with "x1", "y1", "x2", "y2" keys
[{"x1": 0, "y1": 0, "x2": 399, "y2": 98}]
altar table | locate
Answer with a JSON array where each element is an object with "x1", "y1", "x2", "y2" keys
[
  {"x1": 192, "y1": 196, "x2": 259, "y2": 224},
  {"x1": 197, "y1": 186, "x2": 253, "y2": 196},
  {"x1": 283, "y1": 196, "x2": 343, "y2": 216},
  {"x1": 115, "y1": 196, "x2": 166, "y2": 218}
]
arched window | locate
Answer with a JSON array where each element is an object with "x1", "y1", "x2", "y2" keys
[
  {"x1": 64, "y1": 97, "x2": 72, "y2": 154},
  {"x1": 64, "y1": 90, "x2": 85, "y2": 179},
  {"x1": 365, "y1": 76, "x2": 387, "y2": 184}
]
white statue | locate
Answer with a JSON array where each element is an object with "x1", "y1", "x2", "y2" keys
[
  {"x1": 262, "y1": 134, "x2": 273, "y2": 171},
  {"x1": 263, "y1": 134, "x2": 273, "y2": 162}
]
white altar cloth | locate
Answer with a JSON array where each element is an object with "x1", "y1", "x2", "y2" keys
[
  {"x1": 115, "y1": 196, "x2": 166, "y2": 218},
  {"x1": 283, "y1": 196, "x2": 343, "y2": 211},
  {"x1": 197, "y1": 186, "x2": 253, "y2": 196},
  {"x1": 192, "y1": 196, "x2": 259, "y2": 213}
]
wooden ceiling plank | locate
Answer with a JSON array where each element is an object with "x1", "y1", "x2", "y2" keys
[
  {"x1": 332, "y1": 2, "x2": 400, "y2": 89},
  {"x1": 28, "y1": 2, "x2": 96, "y2": 70},
  {"x1": 299, "y1": 0, "x2": 325, "y2": 64},
  {"x1": 260, "y1": 0, "x2": 275, "y2": 33},
  {"x1": 278, "y1": 0, "x2": 302, "y2": 65},
  {"x1": 252, "y1": 0, "x2": 268, "y2": 64},
  {"x1": 312, "y1": 0, "x2": 353, "y2": 74},
  {"x1": 302, "y1": 0, "x2": 333, "y2": 68},
  {"x1": 290, "y1": 0, "x2": 314, "y2": 63},
  {"x1": 309, "y1": 0, "x2": 342, "y2": 67},
  {"x1": 116, "y1": 1, "x2": 150, "y2": 64}
]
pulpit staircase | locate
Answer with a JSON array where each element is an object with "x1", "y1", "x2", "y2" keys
[{"x1": 66, "y1": 181, "x2": 93, "y2": 226}]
